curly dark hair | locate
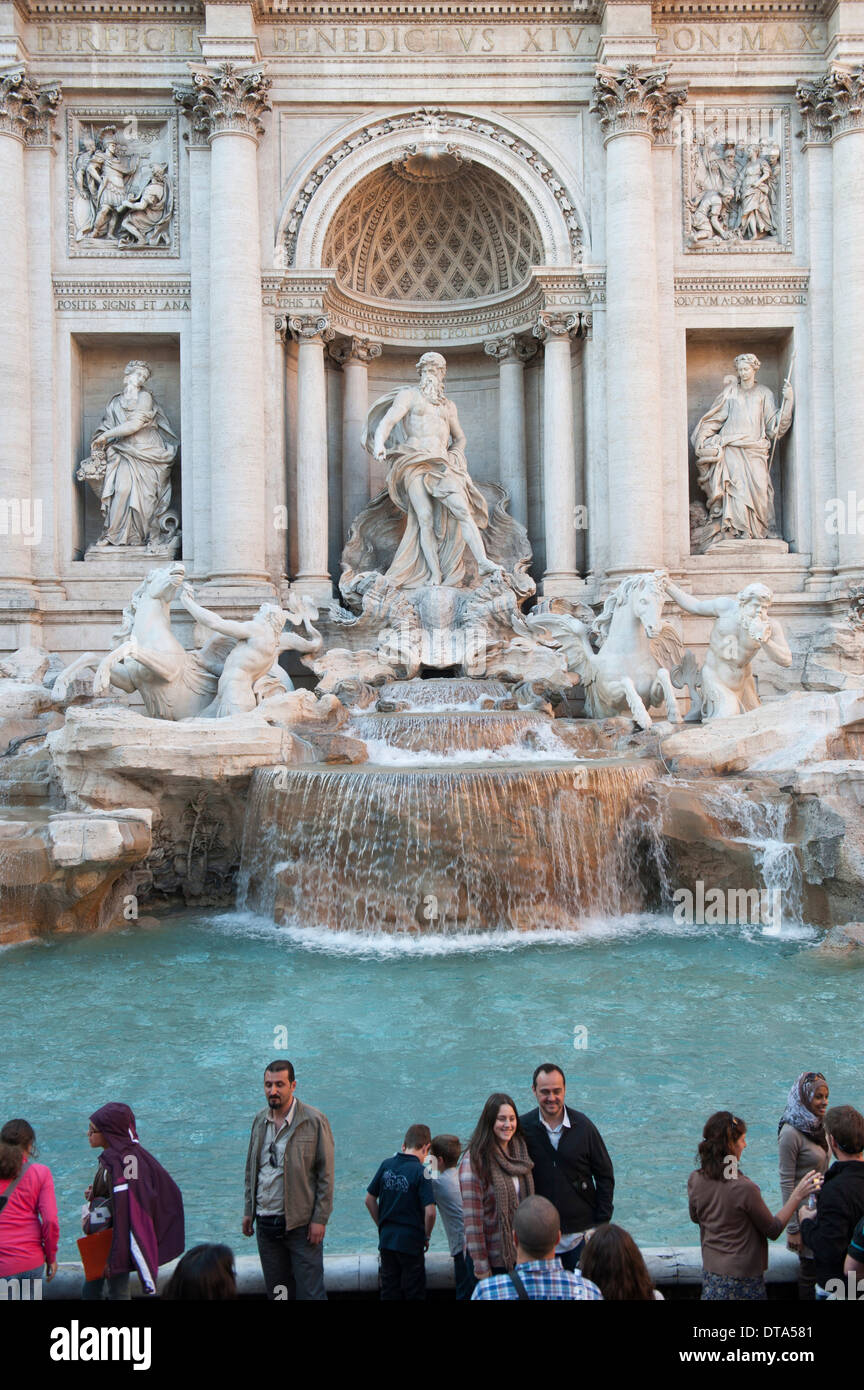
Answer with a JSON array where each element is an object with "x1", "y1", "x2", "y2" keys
[{"x1": 697, "y1": 1111, "x2": 747, "y2": 1181}]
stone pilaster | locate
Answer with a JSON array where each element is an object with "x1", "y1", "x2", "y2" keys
[
  {"x1": 0, "y1": 67, "x2": 61, "y2": 593},
  {"x1": 591, "y1": 64, "x2": 686, "y2": 576},
  {"x1": 483, "y1": 335, "x2": 536, "y2": 529},
  {"x1": 795, "y1": 74, "x2": 840, "y2": 586},
  {"x1": 175, "y1": 63, "x2": 272, "y2": 590},
  {"x1": 291, "y1": 314, "x2": 335, "y2": 604},
  {"x1": 23, "y1": 73, "x2": 63, "y2": 591},
  {"x1": 329, "y1": 337, "x2": 382, "y2": 536},
  {"x1": 533, "y1": 313, "x2": 586, "y2": 594},
  {"x1": 798, "y1": 65, "x2": 864, "y2": 581}
]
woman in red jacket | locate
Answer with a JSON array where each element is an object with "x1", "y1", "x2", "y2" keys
[{"x1": 0, "y1": 1118, "x2": 59, "y2": 1289}]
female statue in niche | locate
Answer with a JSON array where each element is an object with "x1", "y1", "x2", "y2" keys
[
  {"x1": 691, "y1": 352, "x2": 793, "y2": 549},
  {"x1": 82, "y1": 360, "x2": 180, "y2": 553}
]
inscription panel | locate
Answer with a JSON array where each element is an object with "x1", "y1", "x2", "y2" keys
[{"x1": 54, "y1": 280, "x2": 191, "y2": 313}]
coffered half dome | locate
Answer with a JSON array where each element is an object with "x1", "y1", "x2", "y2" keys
[{"x1": 322, "y1": 161, "x2": 545, "y2": 303}]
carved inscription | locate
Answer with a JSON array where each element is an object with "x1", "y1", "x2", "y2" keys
[
  {"x1": 656, "y1": 24, "x2": 826, "y2": 55},
  {"x1": 263, "y1": 25, "x2": 599, "y2": 56}
]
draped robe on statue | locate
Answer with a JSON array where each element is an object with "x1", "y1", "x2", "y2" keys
[
  {"x1": 97, "y1": 389, "x2": 178, "y2": 546},
  {"x1": 691, "y1": 381, "x2": 791, "y2": 541},
  {"x1": 363, "y1": 390, "x2": 489, "y2": 589}
]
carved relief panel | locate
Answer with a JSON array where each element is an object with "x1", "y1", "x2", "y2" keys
[
  {"x1": 681, "y1": 106, "x2": 792, "y2": 253},
  {"x1": 67, "y1": 107, "x2": 180, "y2": 257}
]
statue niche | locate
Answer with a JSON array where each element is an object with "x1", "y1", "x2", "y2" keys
[
  {"x1": 342, "y1": 351, "x2": 531, "y2": 600},
  {"x1": 77, "y1": 360, "x2": 181, "y2": 558},
  {"x1": 307, "y1": 350, "x2": 544, "y2": 693},
  {"x1": 689, "y1": 351, "x2": 794, "y2": 554}
]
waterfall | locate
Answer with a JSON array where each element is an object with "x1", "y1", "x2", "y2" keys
[
  {"x1": 373, "y1": 677, "x2": 513, "y2": 711},
  {"x1": 238, "y1": 759, "x2": 659, "y2": 933},
  {"x1": 702, "y1": 787, "x2": 803, "y2": 930},
  {"x1": 348, "y1": 711, "x2": 617, "y2": 762}
]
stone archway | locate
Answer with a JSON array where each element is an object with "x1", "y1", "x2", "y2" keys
[
  {"x1": 277, "y1": 107, "x2": 589, "y2": 274},
  {"x1": 278, "y1": 109, "x2": 592, "y2": 603}
]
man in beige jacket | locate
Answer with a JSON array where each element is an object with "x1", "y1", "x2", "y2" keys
[{"x1": 243, "y1": 1060, "x2": 335, "y2": 1300}]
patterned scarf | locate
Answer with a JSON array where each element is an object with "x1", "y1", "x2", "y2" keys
[
  {"x1": 778, "y1": 1071, "x2": 828, "y2": 1146},
  {"x1": 488, "y1": 1136, "x2": 534, "y2": 1270}
]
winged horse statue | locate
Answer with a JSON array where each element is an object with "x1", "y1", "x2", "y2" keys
[{"x1": 524, "y1": 571, "x2": 685, "y2": 730}]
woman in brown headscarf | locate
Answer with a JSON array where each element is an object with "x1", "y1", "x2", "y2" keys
[{"x1": 458, "y1": 1093, "x2": 534, "y2": 1290}]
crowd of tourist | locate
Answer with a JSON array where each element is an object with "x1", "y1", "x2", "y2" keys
[{"x1": 1, "y1": 1063, "x2": 863, "y2": 1302}]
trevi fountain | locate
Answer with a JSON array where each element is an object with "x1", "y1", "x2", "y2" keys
[{"x1": 0, "y1": 0, "x2": 862, "y2": 1283}]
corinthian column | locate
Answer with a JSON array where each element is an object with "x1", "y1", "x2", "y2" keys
[
  {"x1": 590, "y1": 64, "x2": 686, "y2": 576},
  {"x1": 175, "y1": 63, "x2": 271, "y2": 590},
  {"x1": 799, "y1": 64, "x2": 864, "y2": 583},
  {"x1": 329, "y1": 337, "x2": 381, "y2": 536},
  {"x1": 533, "y1": 312, "x2": 586, "y2": 594},
  {"x1": 483, "y1": 335, "x2": 536, "y2": 529},
  {"x1": 0, "y1": 67, "x2": 60, "y2": 592},
  {"x1": 291, "y1": 314, "x2": 335, "y2": 604},
  {"x1": 795, "y1": 74, "x2": 838, "y2": 588}
]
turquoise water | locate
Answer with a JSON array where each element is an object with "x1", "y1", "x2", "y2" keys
[{"x1": 2, "y1": 908, "x2": 861, "y2": 1262}]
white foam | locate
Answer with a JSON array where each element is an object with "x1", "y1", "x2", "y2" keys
[
  {"x1": 200, "y1": 908, "x2": 818, "y2": 958},
  {"x1": 355, "y1": 731, "x2": 574, "y2": 767}
]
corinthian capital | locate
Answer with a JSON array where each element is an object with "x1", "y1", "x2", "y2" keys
[
  {"x1": 0, "y1": 67, "x2": 62, "y2": 145},
  {"x1": 289, "y1": 314, "x2": 335, "y2": 345},
  {"x1": 591, "y1": 64, "x2": 687, "y2": 144},
  {"x1": 174, "y1": 62, "x2": 271, "y2": 143},
  {"x1": 797, "y1": 64, "x2": 864, "y2": 143}
]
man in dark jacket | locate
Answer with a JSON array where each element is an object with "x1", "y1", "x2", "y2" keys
[
  {"x1": 519, "y1": 1063, "x2": 614, "y2": 1272},
  {"x1": 799, "y1": 1104, "x2": 864, "y2": 1294}
]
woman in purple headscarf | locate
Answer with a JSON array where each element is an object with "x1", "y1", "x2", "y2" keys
[
  {"x1": 778, "y1": 1071, "x2": 830, "y2": 1301},
  {"x1": 81, "y1": 1103, "x2": 184, "y2": 1299}
]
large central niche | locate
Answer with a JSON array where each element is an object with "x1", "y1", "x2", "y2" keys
[{"x1": 323, "y1": 158, "x2": 544, "y2": 303}]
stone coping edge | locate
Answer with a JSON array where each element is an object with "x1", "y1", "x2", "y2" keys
[{"x1": 32, "y1": 1246, "x2": 802, "y2": 1298}]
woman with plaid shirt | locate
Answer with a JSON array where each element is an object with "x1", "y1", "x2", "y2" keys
[{"x1": 458, "y1": 1092, "x2": 534, "y2": 1288}]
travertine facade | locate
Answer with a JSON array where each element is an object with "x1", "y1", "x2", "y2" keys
[{"x1": 1, "y1": 0, "x2": 863, "y2": 672}]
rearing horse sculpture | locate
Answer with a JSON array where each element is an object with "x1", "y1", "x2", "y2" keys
[
  {"x1": 525, "y1": 571, "x2": 684, "y2": 730},
  {"x1": 54, "y1": 564, "x2": 228, "y2": 720}
]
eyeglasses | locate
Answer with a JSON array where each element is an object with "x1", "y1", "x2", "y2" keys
[{"x1": 268, "y1": 1141, "x2": 279, "y2": 1168}]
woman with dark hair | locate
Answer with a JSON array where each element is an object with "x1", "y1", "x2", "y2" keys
[
  {"x1": 458, "y1": 1092, "x2": 534, "y2": 1287},
  {"x1": 580, "y1": 1223, "x2": 663, "y2": 1300},
  {"x1": 778, "y1": 1071, "x2": 830, "y2": 1301},
  {"x1": 162, "y1": 1244, "x2": 237, "y2": 1300},
  {"x1": 0, "y1": 1119, "x2": 59, "y2": 1288},
  {"x1": 688, "y1": 1110, "x2": 819, "y2": 1300}
]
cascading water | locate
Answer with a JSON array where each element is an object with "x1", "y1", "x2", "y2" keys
[
  {"x1": 237, "y1": 679, "x2": 661, "y2": 932},
  {"x1": 345, "y1": 710, "x2": 606, "y2": 764},
  {"x1": 372, "y1": 677, "x2": 513, "y2": 711},
  {"x1": 702, "y1": 787, "x2": 803, "y2": 930}
]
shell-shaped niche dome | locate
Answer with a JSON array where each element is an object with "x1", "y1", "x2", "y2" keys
[{"x1": 323, "y1": 161, "x2": 544, "y2": 302}]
